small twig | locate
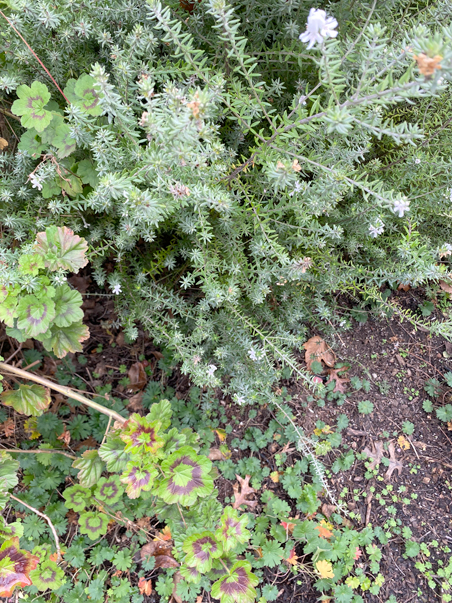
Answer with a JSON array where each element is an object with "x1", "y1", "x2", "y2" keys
[
  {"x1": 0, "y1": 362, "x2": 126, "y2": 424},
  {"x1": 9, "y1": 494, "x2": 61, "y2": 562},
  {"x1": 101, "y1": 416, "x2": 112, "y2": 447},
  {"x1": 4, "y1": 344, "x2": 23, "y2": 364},
  {"x1": 0, "y1": 106, "x2": 21, "y2": 122},
  {"x1": 0, "y1": 10, "x2": 69, "y2": 103},
  {"x1": 21, "y1": 359, "x2": 42, "y2": 371},
  {"x1": 176, "y1": 503, "x2": 187, "y2": 528},
  {"x1": 0, "y1": 447, "x2": 77, "y2": 460}
]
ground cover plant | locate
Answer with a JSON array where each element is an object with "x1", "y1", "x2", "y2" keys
[{"x1": 1, "y1": 0, "x2": 452, "y2": 600}]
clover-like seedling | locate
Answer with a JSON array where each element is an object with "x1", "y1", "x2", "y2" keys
[
  {"x1": 63, "y1": 485, "x2": 92, "y2": 512},
  {"x1": 121, "y1": 461, "x2": 158, "y2": 499},
  {"x1": 157, "y1": 446, "x2": 214, "y2": 506},
  {"x1": 11, "y1": 81, "x2": 53, "y2": 132},
  {"x1": 182, "y1": 531, "x2": 223, "y2": 573},
  {"x1": 215, "y1": 507, "x2": 250, "y2": 552},
  {"x1": 120, "y1": 413, "x2": 165, "y2": 455},
  {"x1": 211, "y1": 560, "x2": 259, "y2": 603},
  {"x1": 79, "y1": 512, "x2": 109, "y2": 540},
  {"x1": 94, "y1": 475, "x2": 124, "y2": 505},
  {"x1": 0, "y1": 538, "x2": 39, "y2": 597},
  {"x1": 29, "y1": 560, "x2": 65, "y2": 591}
]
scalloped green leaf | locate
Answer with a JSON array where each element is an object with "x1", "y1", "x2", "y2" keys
[
  {"x1": 0, "y1": 538, "x2": 39, "y2": 598},
  {"x1": 94, "y1": 475, "x2": 124, "y2": 505},
  {"x1": 39, "y1": 320, "x2": 89, "y2": 358},
  {"x1": 53, "y1": 284, "x2": 83, "y2": 327},
  {"x1": 98, "y1": 436, "x2": 130, "y2": 473},
  {"x1": 79, "y1": 512, "x2": 109, "y2": 540},
  {"x1": 29, "y1": 560, "x2": 65, "y2": 591},
  {"x1": 120, "y1": 413, "x2": 165, "y2": 455},
  {"x1": 63, "y1": 485, "x2": 92, "y2": 512},
  {"x1": 1, "y1": 384, "x2": 51, "y2": 417},
  {"x1": 74, "y1": 74, "x2": 103, "y2": 116},
  {"x1": 72, "y1": 450, "x2": 104, "y2": 488},
  {"x1": 35, "y1": 226, "x2": 88, "y2": 272},
  {"x1": 18, "y1": 253, "x2": 45, "y2": 276},
  {"x1": 0, "y1": 297, "x2": 18, "y2": 328},
  {"x1": 11, "y1": 82, "x2": 53, "y2": 132},
  {"x1": 40, "y1": 113, "x2": 76, "y2": 158},
  {"x1": 157, "y1": 446, "x2": 214, "y2": 506},
  {"x1": 41, "y1": 179, "x2": 61, "y2": 199},
  {"x1": 16, "y1": 294, "x2": 55, "y2": 338},
  {"x1": 76, "y1": 159, "x2": 99, "y2": 187},
  {"x1": 17, "y1": 129, "x2": 45, "y2": 158},
  {"x1": 179, "y1": 564, "x2": 201, "y2": 583},
  {"x1": 211, "y1": 561, "x2": 259, "y2": 603},
  {"x1": 0, "y1": 517, "x2": 23, "y2": 541},
  {"x1": 182, "y1": 531, "x2": 223, "y2": 573},
  {"x1": 215, "y1": 507, "x2": 250, "y2": 552},
  {"x1": 0, "y1": 452, "x2": 19, "y2": 492},
  {"x1": 146, "y1": 399, "x2": 172, "y2": 431},
  {"x1": 121, "y1": 461, "x2": 158, "y2": 499}
]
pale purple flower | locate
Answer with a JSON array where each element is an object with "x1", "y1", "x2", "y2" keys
[
  {"x1": 29, "y1": 173, "x2": 43, "y2": 191},
  {"x1": 248, "y1": 348, "x2": 258, "y2": 361},
  {"x1": 299, "y1": 9, "x2": 338, "y2": 50},
  {"x1": 112, "y1": 283, "x2": 122, "y2": 294},
  {"x1": 207, "y1": 364, "x2": 217, "y2": 377},
  {"x1": 192, "y1": 355, "x2": 201, "y2": 366},
  {"x1": 369, "y1": 219, "x2": 384, "y2": 238},
  {"x1": 393, "y1": 197, "x2": 410, "y2": 217}
]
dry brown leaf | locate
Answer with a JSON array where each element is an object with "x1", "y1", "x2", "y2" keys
[
  {"x1": 128, "y1": 361, "x2": 147, "y2": 391},
  {"x1": 127, "y1": 391, "x2": 144, "y2": 412},
  {"x1": 291, "y1": 159, "x2": 301, "y2": 172},
  {"x1": 139, "y1": 541, "x2": 179, "y2": 569},
  {"x1": 57, "y1": 428, "x2": 71, "y2": 446},
  {"x1": 0, "y1": 137, "x2": 8, "y2": 151},
  {"x1": 414, "y1": 53, "x2": 442, "y2": 76},
  {"x1": 315, "y1": 520, "x2": 333, "y2": 540},
  {"x1": 196, "y1": 596, "x2": 203, "y2": 603},
  {"x1": 138, "y1": 577, "x2": 153, "y2": 596},
  {"x1": 397, "y1": 435, "x2": 410, "y2": 450},
  {"x1": 232, "y1": 474, "x2": 257, "y2": 510},
  {"x1": 269, "y1": 471, "x2": 280, "y2": 483},
  {"x1": 276, "y1": 161, "x2": 285, "y2": 170},
  {"x1": 321, "y1": 504, "x2": 336, "y2": 518},
  {"x1": 303, "y1": 336, "x2": 336, "y2": 371},
  {"x1": 68, "y1": 274, "x2": 91, "y2": 293},
  {"x1": 1, "y1": 417, "x2": 15, "y2": 438},
  {"x1": 285, "y1": 546, "x2": 298, "y2": 565},
  {"x1": 325, "y1": 366, "x2": 349, "y2": 393},
  {"x1": 447, "y1": 421, "x2": 452, "y2": 431},
  {"x1": 362, "y1": 441, "x2": 385, "y2": 471},
  {"x1": 94, "y1": 361, "x2": 107, "y2": 377},
  {"x1": 208, "y1": 448, "x2": 226, "y2": 461},
  {"x1": 397, "y1": 283, "x2": 410, "y2": 292},
  {"x1": 440, "y1": 280, "x2": 452, "y2": 295},
  {"x1": 385, "y1": 441, "x2": 403, "y2": 481},
  {"x1": 171, "y1": 571, "x2": 183, "y2": 603}
]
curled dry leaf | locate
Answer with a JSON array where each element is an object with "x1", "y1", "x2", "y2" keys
[
  {"x1": 321, "y1": 503, "x2": 336, "y2": 518},
  {"x1": 232, "y1": 474, "x2": 257, "y2": 510},
  {"x1": 362, "y1": 440, "x2": 384, "y2": 471},
  {"x1": 127, "y1": 361, "x2": 147, "y2": 391},
  {"x1": 138, "y1": 577, "x2": 153, "y2": 596},
  {"x1": 397, "y1": 435, "x2": 410, "y2": 450},
  {"x1": 440, "y1": 280, "x2": 452, "y2": 297},
  {"x1": 302, "y1": 336, "x2": 336, "y2": 371},
  {"x1": 325, "y1": 366, "x2": 349, "y2": 393},
  {"x1": 171, "y1": 571, "x2": 183, "y2": 603},
  {"x1": 208, "y1": 448, "x2": 226, "y2": 461},
  {"x1": 127, "y1": 392, "x2": 144, "y2": 412},
  {"x1": 385, "y1": 441, "x2": 403, "y2": 481},
  {"x1": 397, "y1": 283, "x2": 410, "y2": 292},
  {"x1": 57, "y1": 428, "x2": 71, "y2": 446},
  {"x1": 362, "y1": 440, "x2": 403, "y2": 481},
  {"x1": 1, "y1": 418, "x2": 15, "y2": 438},
  {"x1": 0, "y1": 137, "x2": 8, "y2": 151},
  {"x1": 414, "y1": 53, "x2": 442, "y2": 76}
]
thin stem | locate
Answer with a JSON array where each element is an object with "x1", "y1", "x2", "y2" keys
[
  {"x1": 4, "y1": 344, "x2": 22, "y2": 364},
  {"x1": 0, "y1": 448, "x2": 77, "y2": 460},
  {"x1": 0, "y1": 10, "x2": 69, "y2": 103},
  {"x1": 0, "y1": 106, "x2": 21, "y2": 122},
  {"x1": 10, "y1": 494, "x2": 61, "y2": 562},
  {"x1": 0, "y1": 362, "x2": 126, "y2": 424}
]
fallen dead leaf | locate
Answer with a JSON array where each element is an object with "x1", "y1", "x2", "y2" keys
[
  {"x1": 303, "y1": 336, "x2": 336, "y2": 371},
  {"x1": 138, "y1": 577, "x2": 153, "y2": 596},
  {"x1": 208, "y1": 448, "x2": 226, "y2": 461},
  {"x1": 128, "y1": 361, "x2": 147, "y2": 391},
  {"x1": 414, "y1": 53, "x2": 442, "y2": 76},
  {"x1": 270, "y1": 471, "x2": 280, "y2": 483},
  {"x1": 316, "y1": 559, "x2": 334, "y2": 579},
  {"x1": 440, "y1": 280, "x2": 452, "y2": 296},
  {"x1": 139, "y1": 541, "x2": 179, "y2": 569},
  {"x1": 1, "y1": 417, "x2": 15, "y2": 438},
  {"x1": 232, "y1": 474, "x2": 257, "y2": 510},
  {"x1": 214, "y1": 428, "x2": 227, "y2": 442},
  {"x1": 362, "y1": 441, "x2": 385, "y2": 471},
  {"x1": 321, "y1": 504, "x2": 336, "y2": 518},
  {"x1": 57, "y1": 428, "x2": 71, "y2": 446},
  {"x1": 386, "y1": 441, "x2": 403, "y2": 481},
  {"x1": 281, "y1": 520, "x2": 296, "y2": 534},
  {"x1": 196, "y1": 596, "x2": 203, "y2": 603},
  {"x1": 285, "y1": 546, "x2": 298, "y2": 565},
  {"x1": 171, "y1": 571, "x2": 183, "y2": 603},
  {"x1": 127, "y1": 391, "x2": 144, "y2": 412},
  {"x1": 397, "y1": 283, "x2": 410, "y2": 292},
  {"x1": 325, "y1": 366, "x2": 349, "y2": 393},
  {"x1": 0, "y1": 137, "x2": 8, "y2": 151},
  {"x1": 354, "y1": 547, "x2": 362, "y2": 561},
  {"x1": 397, "y1": 435, "x2": 410, "y2": 450},
  {"x1": 68, "y1": 274, "x2": 91, "y2": 293},
  {"x1": 315, "y1": 520, "x2": 333, "y2": 540},
  {"x1": 94, "y1": 361, "x2": 107, "y2": 377}
]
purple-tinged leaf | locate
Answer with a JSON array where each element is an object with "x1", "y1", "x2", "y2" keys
[
  {"x1": 1, "y1": 384, "x2": 51, "y2": 417},
  {"x1": 39, "y1": 320, "x2": 89, "y2": 358},
  {"x1": 35, "y1": 226, "x2": 88, "y2": 272},
  {"x1": 16, "y1": 294, "x2": 55, "y2": 338},
  {"x1": 157, "y1": 446, "x2": 214, "y2": 507},
  {"x1": 11, "y1": 82, "x2": 52, "y2": 132},
  {"x1": 211, "y1": 561, "x2": 259, "y2": 603},
  {"x1": 121, "y1": 462, "x2": 158, "y2": 499},
  {"x1": 179, "y1": 563, "x2": 201, "y2": 583},
  {"x1": 182, "y1": 531, "x2": 223, "y2": 573},
  {"x1": 120, "y1": 413, "x2": 164, "y2": 455},
  {"x1": 215, "y1": 507, "x2": 250, "y2": 552},
  {"x1": 0, "y1": 538, "x2": 39, "y2": 597},
  {"x1": 94, "y1": 475, "x2": 124, "y2": 505},
  {"x1": 79, "y1": 512, "x2": 109, "y2": 540},
  {"x1": 29, "y1": 560, "x2": 65, "y2": 591},
  {"x1": 53, "y1": 284, "x2": 83, "y2": 328},
  {"x1": 98, "y1": 436, "x2": 130, "y2": 473},
  {"x1": 63, "y1": 484, "x2": 92, "y2": 512},
  {"x1": 72, "y1": 450, "x2": 104, "y2": 487}
]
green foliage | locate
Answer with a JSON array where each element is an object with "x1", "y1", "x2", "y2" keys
[{"x1": 0, "y1": 384, "x2": 50, "y2": 417}]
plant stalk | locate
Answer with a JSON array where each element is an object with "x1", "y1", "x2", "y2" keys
[{"x1": 0, "y1": 362, "x2": 126, "y2": 424}]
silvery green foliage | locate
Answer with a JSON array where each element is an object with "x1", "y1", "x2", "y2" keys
[{"x1": 1, "y1": 0, "x2": 452, "y2": 401}]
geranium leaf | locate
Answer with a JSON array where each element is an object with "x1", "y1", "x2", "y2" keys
[
  {"x1": 157, "y1": 446, "x2": 214, "y2": 506},
  {"x1": 0, "y1": 452, "x2": 19, "y2": 491},
  {"x1": 0, "y1": 538, "x2": 39, "y2": 598},
  {"x1": 215, "y1": 507, "x2": 250, "y2": 552},
  {"x1": 63, "y1": 484, "x2": 92, "y2": 512},
  {"x1": 18, "y1": 253, "x2": 45, "y2": 276},
  {"x1": 94, "y1": 475, "x2": 124, "y2": 505},
  {"x1": 1, "y1": 384, "x2": 51, "y2": 417},
  {"x1": 182, "y1": 531, "x2": 223, "y2": 573},
  {"x1": 17, "y1": 129, "x2": 45, "y2": 158},
  {"x1": 16, "y1": 294, "x2": 55, "y2": 338},
  {"x1": 11, "y1": 82, "x2": 53, "y2": 132},
  {"x1": 29, "y1": 560, "x2": 65, "y2": 591},
  {"x1": 72, "y1": 450, "x2": 104, "y2": 487},
  {"x1": 120, "y1": 413, "x2": 165, "y2": 455},
  {"x1": 120, "y1": 461, "x2": 158, "y2": 499},
  {"x1": 78, "y1": 512, "x2": 109, "y2": 540},
  {"x1": 146, "y1": 398, "x2": 172, "y2": 431},
  {"x1": 211, "y1": 560, "x2": 259, "y2": 603},
  {"x1": 0, "y1": 297, "x2": 18, "y2": 328},
  {"x1": 98, "y1": 436, "x2": 130, "y2": 473},
  {"x1": 34, "y1": 226, "x2": 88, "y2": 272},
  {"x1": 73, "y1": 74, "x2": 103, "y2": 116},
  {"x1": 0, "y1": 517, "x2": 23, "y2": 541},
  {"x1": 179, "y1": 564, "x2": 201, "y2": 583},
  {"x1": 39, "y1": 321, "x2": 89, "y2": 358},
  {"x1": 76, "y1": 159, "x2": 99, "y2": 187},
  {"x1": 53, "y1": 284, "x2": 83, "y2": 327}
]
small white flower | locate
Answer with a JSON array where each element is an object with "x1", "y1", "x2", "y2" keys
[
  {"x1": 207, "y1": 364, "x2": 217, "y2": 377},
  {"x1": 192, "y1": 355, "x2": 201, "y2": 366},
  {"x1": 234, "y1": 395, "x2": 246, "y2": 406},
  {"x1": 299, "y1": 8, "x2": 338, "y2": 50},
  {"x1": 393, "y1": 197, "x2": 410, "y2": 217},
  {"x1": 29, "y1": 173, "x2": 43, "y2": 191},
  {"x1": 369, "y1": 219, "x2": 384, "y2": 238},
  {"x1": 414, "y1": 158, "x2": 421, "y2": 164},
  {"x1": 248, "y1": 348, "x2": 258, "y2": 361},
  {"x1": 112, "y1": 283, "x2": 122, "y2": 294},
  {"x1": 289, "y1": 181, "x2": 303, "y2": 197}
]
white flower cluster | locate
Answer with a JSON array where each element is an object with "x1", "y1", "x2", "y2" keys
[
  {"x1": 393, "y1": 197, "x2": 410, "y2": 217},
  {"x1": 369, "y1": 219, "x2": 384, "y2": 238},
  {"x1": 299, "y1": 8, "x2": 338, "y2": 49}
]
